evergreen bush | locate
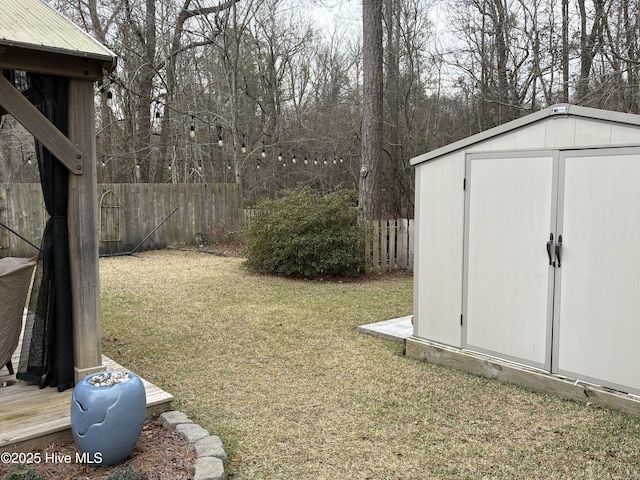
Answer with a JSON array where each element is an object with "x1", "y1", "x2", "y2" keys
[
  {"x1": 244, "y1": 188, "x2": 366, "y2": 278},
  {"x1": 4, "y1": 465, "x2": 44, "y2": 480},
  {"x1": 105, "y1": 465, "x2": 148, "y2": 480}
]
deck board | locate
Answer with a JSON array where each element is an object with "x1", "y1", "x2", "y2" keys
[{"x1": 0, "y1": 316, "x2": 173, "y2": 452}]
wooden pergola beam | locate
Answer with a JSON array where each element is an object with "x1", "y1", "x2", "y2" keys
[
  {"x1": 67, "y1": 78, "x2": 102, "y2": 380},
  {"x1": 0, "y1": 73, "x2": 83, "y2": 174}
]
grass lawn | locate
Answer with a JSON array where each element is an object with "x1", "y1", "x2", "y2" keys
[{"x1": 100, "y1": 250, "x2": 640, "y2": 479}]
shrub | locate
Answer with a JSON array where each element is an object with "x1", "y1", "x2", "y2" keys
[
  {"x1": 105, "y1": 466, "x2": 148, "y2": 480},
  {"x1": 244, "y1": 188, "x2": 366, "y2": 278},
  {"x1": 4, "y1": 465, "x2": 44, "y2": 480}
]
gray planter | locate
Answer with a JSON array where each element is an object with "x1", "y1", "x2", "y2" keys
[{"x1": 70, "y1": 371, "x2": 146, "y2": 466}]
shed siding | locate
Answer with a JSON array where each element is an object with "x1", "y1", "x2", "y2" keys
[
  {"x1": 611, "y1": 124, "x2": 640, "y2": 144},
  {"x1": 413, "y1": 153, "x2": 464, "y2": 346},
  {"x1": 545, "y1": 118, "x2": 576, "y2": 147}
]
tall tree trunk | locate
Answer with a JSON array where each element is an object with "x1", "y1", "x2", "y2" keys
[
  {"x1": 137, "y1": 0, "x2": 155, "y2": 183},
  {"x1": 384, "y1": 0, "x2": 402, "y2": 217},
  {"x1": 576, "y1": 0, "x2": 606, "y2": 103},
  {"x1": 562, "y1": 0, "x2": 569, "y2": 102},
  {"x1": 360, "y1": 0, "x2": 384, "y2": 219}
]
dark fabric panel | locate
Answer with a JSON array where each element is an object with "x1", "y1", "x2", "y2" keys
[{"x1": 16, "y1": 73, "x2": 74, "y2": 392}]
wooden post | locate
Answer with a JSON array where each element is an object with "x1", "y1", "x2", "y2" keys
[{"x1": 67, "y1": 79, "x2": 103, "y2": 381}]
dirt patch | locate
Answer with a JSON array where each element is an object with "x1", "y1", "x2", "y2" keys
[{"x1": 0, "y1": 417, "x2": 195, "y2": 479}]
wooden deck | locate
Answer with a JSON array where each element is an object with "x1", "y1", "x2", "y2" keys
[{"x1": 0, "y1": 328, "x2": 173, "y2": 452}]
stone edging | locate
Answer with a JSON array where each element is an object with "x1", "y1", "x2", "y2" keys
[{"x1": 158, "y1": 410, "x2": 227, "y2": 480}]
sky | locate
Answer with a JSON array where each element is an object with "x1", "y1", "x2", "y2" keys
[{"x1": 310, "y1": 0, "x2": 361, "y2": 35}]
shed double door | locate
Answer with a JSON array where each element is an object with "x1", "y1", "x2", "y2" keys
[{"x1": 463, "y1": 147, "x2": 640, "y2": 394}]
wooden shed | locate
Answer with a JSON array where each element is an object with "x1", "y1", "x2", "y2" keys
[{"x1": 406, "y1": 104, "x2": 640, "y2": 409}]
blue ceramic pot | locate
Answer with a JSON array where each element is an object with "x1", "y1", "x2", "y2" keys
[{"x1": 70, "y1": 371, "x2": 146, "y2": 466}]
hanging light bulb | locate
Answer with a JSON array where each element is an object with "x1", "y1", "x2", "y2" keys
[
  {"x1": 261, "y1": 141, "x2": 266, "y2": 158},
  {"x1": 136, "y1": 163, "x2": 140, "y2": 170},
  {"x1": 106, "y1": 91, "x2": 113, "y2": 107},
  {"x1": 278, "y1": 147, "x2": 283, "y2": 162},
  {"x1": 101, "y1": 159, "x2": 106, "y2": 167},
  {"x1": 323, "y1": 156, "x2": 328, "y2": 166},
  {"x1": 168, "y1": 163, "x2": 172, "y2": 170},
  {"x1": 217, "y1": 126, "x2": 223, "y2": 146},
  {"x1": 227, "y1": 160, "x2": 232, "y2": 170},
  {"x1": 304, "y1": 155, "x2": 308, "y2": 165},
  {"x1": 333, "y1": 156, "x2": 337, "y2": 165},
  {"x1": 292, "y1": 154, "x2": 297, "y2": 164},
  {"x1": 340, "y1": 156, "x2": 344, "y2": 163},
  {"x1": 189, "y1": 115, "x2": 196, "y2": 138},
  {"x1": 241, "y1": 136, "x2": 247, "y2": 153},
  {"x1": 314, "y1": 156, "x2": 318, "y2": 166}
]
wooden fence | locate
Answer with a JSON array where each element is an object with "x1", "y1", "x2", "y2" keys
[
  {"x1": 365, "y1": 219, "x2": 414, "y2": 273},
  {"x1": 0, "y1": 183, "x2": 242, "y2": 257}
]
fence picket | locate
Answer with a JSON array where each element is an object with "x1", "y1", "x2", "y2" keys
[{"x1": 364, "y1": 217, "x2": 414, "y2": 273}]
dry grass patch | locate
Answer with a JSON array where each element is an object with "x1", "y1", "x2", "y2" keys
[{"x1": 101, "y1": 250, "x2": 640, "y2": 479}]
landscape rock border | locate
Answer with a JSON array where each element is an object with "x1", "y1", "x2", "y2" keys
[{"x1": 159, "y1": 410, "x2": 228, "y2": 480}]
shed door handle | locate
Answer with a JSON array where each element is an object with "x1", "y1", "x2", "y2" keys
[
  {"x1": 555, "y1": 235, "x2": 562, "y2": 268},
  {"x1": 546, "y1": 233, "x2": 554, "y2": 266}
]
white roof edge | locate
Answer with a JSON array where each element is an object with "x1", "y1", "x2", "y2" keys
[{"x1": 410, "y1": 104, "x2": 640, "y2": 166}]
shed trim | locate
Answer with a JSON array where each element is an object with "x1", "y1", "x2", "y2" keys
[{"x1": 410, "y1": 104, "x2": 640, "y2": 166}]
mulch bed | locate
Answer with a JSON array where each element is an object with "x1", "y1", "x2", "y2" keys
[{"x1": 0, "y1": 416, "x2": 196, "y2": 479}]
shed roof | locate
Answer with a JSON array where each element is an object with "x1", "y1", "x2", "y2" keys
[
  {"x1": 410, "y1": 104, "x2": 640, "y2": 167},
  {"x1": 0, "y1": 0, "x2": 116, "y2": 71}
]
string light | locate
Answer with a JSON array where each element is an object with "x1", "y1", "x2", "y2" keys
[
  {"x1": 241, "y1": 138, "x2": 247, "y2": 153},
  {"x1": 261, "y1": 141, "x2": 266, "y2": 158},
  {"x1": 304, "y1": 155, "x2": 308, "y2": 165},
  {"x1": 256, "y1": 158, "x2": 261, "y2": 169},
  {"x1": 217, "y1": 125, "x2": 223, "y2": 146},
  {"x1": 189, "y1": 116, "x2": 195, "y2": 138},
  {"x1": 292, "y1": 153, "x2": 297, "y2": 164},
  {"x1": 278, "y1": 147, "x2": 283, "y2": 162}
]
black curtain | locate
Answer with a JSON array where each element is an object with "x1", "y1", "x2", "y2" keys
[{"x1": 16, "y1": 73, "x2": 74, "y2": 392}]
